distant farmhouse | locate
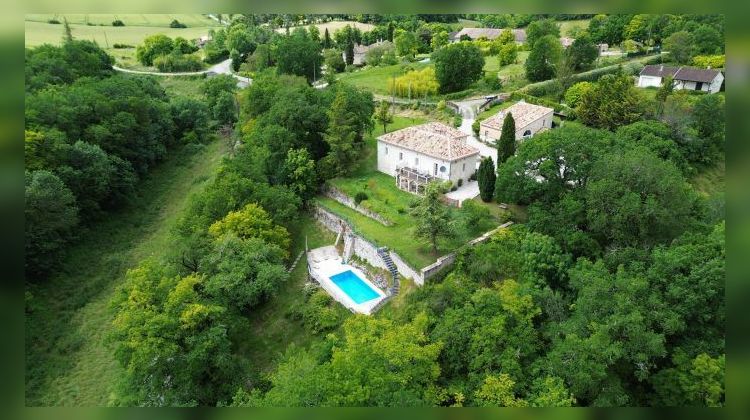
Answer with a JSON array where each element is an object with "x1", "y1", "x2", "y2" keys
[
  {"x1": 449, "y1": 28, "x2": 527, "y2": 44},
  {"x1": 377, "y1": 122, "x2": 479, "y2": 194},
  {"x1": 638, "y1": 64, "x2": 724, "y2": 94},
  {"x1": 479, "y1": 101, "x2": 554, "y2": 143},
  {"x1": 345, "y1": 40, "x2": 393, "y2": 66}
]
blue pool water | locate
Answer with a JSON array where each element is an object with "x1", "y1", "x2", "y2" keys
[{"x1": 329, "y1": 270, "x2": 380, "y2": 304}]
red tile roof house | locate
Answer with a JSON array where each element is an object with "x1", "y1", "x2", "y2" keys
[
  {"x1": 638, "y1": 64, "x2": 724, "y2": 94},
  {"x1": 479, "y1": 101, "x2": 554, "y2": 143},
  {"x1": 377, "y1": 122, "x2": 480, "y2": 194}
]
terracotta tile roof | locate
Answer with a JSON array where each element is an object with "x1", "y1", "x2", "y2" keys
[
  {"x1": 480, "y1": 101, "x2": 554, "y2": 131},
  {"x1": 377, "y1": 122, "x2": 479, "y2": 161}
]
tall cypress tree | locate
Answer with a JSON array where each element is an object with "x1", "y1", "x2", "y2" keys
[
  {"x1": 323, "y1": 28, "x2": 332, "y2": 49},
  {"x1": 497, "y1": 112, "x2": 516, "y2": 166},
  {"x1": 345, "y1": 40, "x2": 355, "y2": 65},
  {"x1": 477, "y1": 157, "x2": 496, "y2": 202}
]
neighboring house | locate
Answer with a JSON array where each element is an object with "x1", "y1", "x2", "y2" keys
[
  {"x1": 196, "y1": 35, "x2": 211, "y2": 48},
  {"x1": 597, "y1": 43, "x2": 609, "y2": 53},
  {"x1": 344, "y1": 40, "x2": 393, "y2": 66},
  {"x1": 377, "y1": 122, "x2": 480, "y2": 194},
  {"x1": 450, "y1": 27, "x2": 526, "y2": 44},
  {"x1": 479, "y1": 101, "x2": 554, "y2": 143},
  {"x1": 638, "y1": 65, "x2": 725, "y2": 93}
]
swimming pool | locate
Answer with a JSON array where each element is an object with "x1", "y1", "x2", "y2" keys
[{"x1": 329, "y1": 270, "x2": 380, "y2": 304}]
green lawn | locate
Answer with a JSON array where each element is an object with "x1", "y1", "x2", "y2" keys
[
  {"x1": 337, "y1": 62, "x2": 432, "y2": 96},
  {"x1": 25, "y1": 139, "x2": 228, "y2": 406},
  {"x1": 25, "y1": 20, "x2": 216, "y2": 48},
  {"x1": 156, "y1": 75, "x2": 208, "y2": 98},
  {"x1": 691, "y1": 158, "x2": 725, "y2": 198}
]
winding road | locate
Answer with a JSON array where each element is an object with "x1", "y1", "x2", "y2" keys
[{"x1": 112, "y1": 58, "x2": 252, "y2": 88}]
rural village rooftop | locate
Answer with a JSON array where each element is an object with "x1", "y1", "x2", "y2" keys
[{"x1": 377, "y1": 122, "x2": 480, "y2": 161}]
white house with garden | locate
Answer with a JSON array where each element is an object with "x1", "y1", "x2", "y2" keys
[
  {"x1": 479, "y1": 101, "x2": 554, "y2": 143},
  {"x1": 638, "y1": 64, "x2": 724, "y2": 94},
  {"x1": 377, "y1": 122, "x2": 480, "y2": 194}
]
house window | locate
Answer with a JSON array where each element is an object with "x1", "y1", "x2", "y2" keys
[
  {"x1": 385, "y1": 146, "x2": 388, "y2": 155},
  {"x1": 462, "y1": 163, "x2": 466, "y2": 172},
  {"x1": 440, "y1": 165, "x2": 447, "y2": 173},
  {"x1": 399, "y1": 152, "x2": 403, "y2": 160},
  {"x1": 484, "y1": 130, "x2": 488, "y2": 139},
  {"x1": 415, "y1": 157, "x2": 419, "y2": 166},
  {"x1": 434, "y1": 163, "x2": 438, "y2": 175}
]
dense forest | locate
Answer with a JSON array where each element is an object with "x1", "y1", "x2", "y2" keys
[{"x1": 25, "y1": 14, "x2": 724, "y2": 407}]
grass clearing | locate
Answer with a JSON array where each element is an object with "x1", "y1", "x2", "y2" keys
[
  {"x1": 25, "y1": 139, "x2": 228, "y2": 406},
  {"x1": 337, "y1": 62, "x2": 433, "y2": 96},
  {"x1": 25, "y1": 20, "x2": 215, "y2": 48},
  {"x1": 691, "y1": 158, "x2": 725, "y2": 198},
  {"x1": 157, "y1": 74, "x2": 208, "y2": 98},
  {"x1": 26, "y1": 14, "x2": 221, "y2": 28}
]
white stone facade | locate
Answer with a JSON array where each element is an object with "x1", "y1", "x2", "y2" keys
[{"x1": 377, "y1": 141, "x2": 477, "y2": 185}]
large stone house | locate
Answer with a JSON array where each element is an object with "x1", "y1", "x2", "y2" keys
[
  {"x1": 377, "y1": 122, "x2": 479, "y2": 194},
  {"x1": 638, "y1": 64, "x2": 724, "y2": 94},
  {"x1": 479, "y1": 101, "x2": 554, "y2": 143},
  {"x1": 344, "y1": 40, "x2": 394, "y2": 66}
]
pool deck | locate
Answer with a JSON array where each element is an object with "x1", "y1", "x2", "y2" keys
[{"x1": 307, "y1": 246, "x2": 387, "y2": 314}]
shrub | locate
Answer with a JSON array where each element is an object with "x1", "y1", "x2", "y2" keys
[
  {"x1": 169, "y1": 19, "x2": 187, "y2": 28},
  {"x1": 388, "y1": 67, "x2": 439, "y2": 98},
  {"x1": 436, "y1": 100, "x2": 446, "y2": 111},
  {"x1": 453, "y1": 114, "x2": 462, "y2": 128},
  {"x1": 153, "y1": 53, "x2": 203, "y2": 72},
  {"x1": 693, "y1": 55, "x2": 725, "y2": 69},
  {"x1": 483, "y1": 73, "x2": 502, "y2": 91},
  {"x1": 469, "y1": 170, "x2": 478, "y2": 181},
  {"x1": 112, "y1": 19, "x2": 125, "y2": 27},
  {"x1": 472, "y1": 119, "x2": 481, "y2": 137},
  {"x1": 48, "y1": 19, "x2": 61, "y2": 24},
  {"x1": 354, "y1": 191, "x2": 368, "y2": 205},
  {"x1": 457, "y1": 178, "x2": 463, "y2": 187},
  {"x1": 112, "y1": 43, "x2": 133, "y2": 49}
]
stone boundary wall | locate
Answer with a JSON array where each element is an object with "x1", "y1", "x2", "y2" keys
[
  {"x1": 312, "y1": 204, "x2": 514, "y2": 285},
  {"x1": 313, "y1": 205, "x2": 423, "y2": 282},
  {"x1": 420, "y1": 221, "x2": 515, "y2": 281},
  {"x1": 322, "y1": 184, "x2": 393, "y2": 226}
]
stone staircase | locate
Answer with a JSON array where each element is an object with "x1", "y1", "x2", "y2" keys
[
  {"x1": 342, "y1": 234, "x2": 354, "y2": 264},
  {"x1": 377, "y1": 246, "x2": 400, "y2": 295}
]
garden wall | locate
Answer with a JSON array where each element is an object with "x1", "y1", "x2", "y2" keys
[
  {"x1": 322, "y1": 184, "x2": 392, "y2": 226},
  {"x1": 312, "y1": 205, "x2": 514, "y2": 286}
]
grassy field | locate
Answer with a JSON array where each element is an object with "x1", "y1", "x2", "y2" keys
[
  {"x1": 25, "y1": 20, "x2": 215, "y2": 48},
  {"x1": 337, "y1": 62, "x2": 432, "y2": 96},
  {"x1": 25, "y1": 138, "x2": 228, "y2": 406},
  {"x1": 275, "y1": 20, "x2": 375, "y2": 34},
  {"x1": 156, "y1": 75, "x2": 208, "y2": 98},
  {"x1": 26, "y1": 14, "x2": 220, "y2": 28}
]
